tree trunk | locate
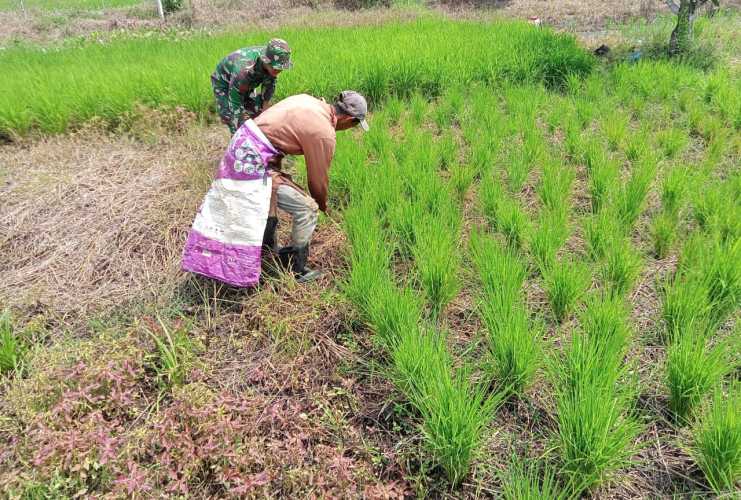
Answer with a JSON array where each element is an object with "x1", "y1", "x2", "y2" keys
[{"x1": 669, "y1": 0, "x2": 695, "y2": 56}]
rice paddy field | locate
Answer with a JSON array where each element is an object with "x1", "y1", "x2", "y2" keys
[{"x1": 0, "y1": 4, "x2": 739, "y2": 498}]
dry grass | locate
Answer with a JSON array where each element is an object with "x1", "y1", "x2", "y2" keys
[{"x1": 0, "y1": 109, "x2": 218, "y2": 322}]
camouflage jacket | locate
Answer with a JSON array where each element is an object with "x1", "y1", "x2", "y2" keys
[{"x1": 214, "y1": 46, "x2": 277, "y2": 120}]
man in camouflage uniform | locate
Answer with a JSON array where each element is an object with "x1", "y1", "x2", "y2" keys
[{"x1": 211, "y1": 39, "x2": 292, "y2": 134}]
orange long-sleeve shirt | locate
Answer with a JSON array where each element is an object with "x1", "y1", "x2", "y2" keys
[{"x1": 254, "y1": 94, "x2": 337, "y2": 212}]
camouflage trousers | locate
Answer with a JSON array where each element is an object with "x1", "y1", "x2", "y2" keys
[{"x1": 211, "y1": 72, "x2": 238, "y2": 134}]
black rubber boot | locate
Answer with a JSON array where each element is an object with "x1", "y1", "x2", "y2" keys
[
  {"x1": 292, "y1": 245, "x2": 322, "y2": 283},
  {"x1": 262, "y1": 216, "x2": 279, "y2": 253}
]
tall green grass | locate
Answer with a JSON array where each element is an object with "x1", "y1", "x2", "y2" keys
[
  {"x1": 471, "y1": 230, "x2": 540, "y2": 397},
  {"x1": 0, "y1": 18, "x2": 594, "y2": 136},
  {"x1": 544, "y1": 258, "x2": 591, "y2": 323},
  {"x1": 692, "y1": 386, "x2": 741, "y2": 495},
  {"x1": 552, "y1": 296, "x2": 639, "y2": 492},
  {"x1": 0, "y1": 310, "x2": 27, "y2": 374},
  {"x1": 529, "y1": 207, "x2": 569, "y2": 273}
]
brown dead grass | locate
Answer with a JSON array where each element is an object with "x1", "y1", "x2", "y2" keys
[{"x1": 0, "y1": 109, "x2": 223, "y2": 322}]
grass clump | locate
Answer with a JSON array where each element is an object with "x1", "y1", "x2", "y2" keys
[
  {"x1": 585, "y1": 145, "x2": 619, "y2": 214},
  {"x1": 472, "y1": 230, "x2": 539, "y2": 397},
  {"x1": 0, "y1": 310, "x2": 27, "y2": 375},
  {"x1": 544, "y1": 257, "x2": 591, "y2": 323},
  {"x1": 651, "y1": 211, "x2": 677, "y2": 259},
  {"x1": 537, "y1": 161, "x2": 574, "y2": 214},
  {"x1": 666, "y1": 331, "x2": 730, "y2": 425},
  {"x1": 529, "y1": 207, "x2": 569, "y2": 274},
  {"x1": 600, "y1": 238, "x2": 642, "y2": 298},
  {"x1": 691, "y1": 386, "x2": 741, "y2": 495},
  {"x1": 144, "y1": 316, "x2": 199, "y2": 389},
  {"x1": 552, "y1": 296, "x2": 639, "y2": 492},
  {"x1": 615, "y1": 154, "x2": 656, "y2": 229},
  {"x1": 480, "y1": 174, "x2": 530, "y2": 249},
  {"x1": 413, "y1": 218, "x2": 460, "y2": 319},
  {"x1": 500, "y1": 457, "x2": 569, "y2": 500}
]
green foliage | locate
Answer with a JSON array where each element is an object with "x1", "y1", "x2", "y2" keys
[
  {"x1": 544, "y1": 258, "x2": 591, "y2": 323},
  {"x1": 0, "y1": 18, "x2": 595, "y2": 136},
  {"x1": 529, "y1": 207, "x2": 569, "y2": 274},
  {"x1": 501, "y1": 457, "x2": 569, "y2": 500},
  {"x1": 651, "y1": 211, "x2": 677, "y2": 259},
  {"x1": 537, "y1": 161, "x2": 574, "y2": 214},
  {"x1": 413, "y1": 218, "x2": 460, "y2": 319},
  {"x1": 0, "y1": 310, "x2": 27, "y2": 374},
  {"x1": 553, "y1": 297, "x2": 638, "y2": 492},
  {"x1": 585, "y1": 145, "x2": 619, "y2": 214},
  {"x1": 600, "y1": 238, "x2": 642, "y2": 298},
  {"x1": 162, "y1": 0, "x2": 183, "y2": 14},
  {"x1": 692, "y1": 386, "x2": 741, "y2": 495},
  {"x1": 667, "y1": 331, "x2": 730, "y2": 425},
  {"x1": 145, "y1": 317, "x2": 198, "y2": 389},
  {"x1": 583, "y1": 209, "x2": 623, "y2": 261},
  {"x1": 471, "y1": 231, "x2": 539, "y2": 397},
  {"x1": 615, "y1": 154, "x2": 657, "y2": 229}
]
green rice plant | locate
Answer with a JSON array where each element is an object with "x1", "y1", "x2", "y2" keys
[
  {"x1": 564, "y1": 121, "x2": 587, "y2": 164},
  {"x1": 409, "y1": 93, "x2": 429, "y2": 125},
  {"x1": 145, "y1": 316, "x2": 197, "y2": 389},
  {"x1": 365, "y1": 282, "x2": 422, "y2": 351},
  {"x1": 415, "y1": 361, "x2": 503, "y2": 486},
  {"x1": 615, "y1": 154, "x2": 657, "y2": 229},
  {"x1": 600, "y1": 238, "x2": 643, "y2": 298},
  {"x1": 449, "y1": 163, "x2": 476, "y2": 202},
  {"x1": 471, "y1": 229, "x2": 527, "y2": 302},
  {"x1": 500, "y1": 457, "x2": 570, "y2": 500},
  {"x1": 480, "y1": 297, "x2": 540, "y2": 397},
  {"x1": 412, "y1": 218, "x2": 460, "y2": 319},
  {"x1": 479, "y1": 172, "x2": 506, "y2": 227},
  {"x1": 554, "y1": 372, "x2": 640, "y2": 492},
  {"x1": 624, "y1": 135, "x2": 648, "y2": 163},
  {"x1": 585, "y1": 147, "x2": 619, "y2": 214},
  {"x1": 583, "y1": 209, "x2": 623, "y2": 261},
  {"x1": 661, "y1": 276, "x2": 710, "y2": 343},
  {"x1": 529, "y1": 207, "x2": 569, "y2": 273},
  {"x1": 436, "y1": 132, "x2": 459, "y2": 171},
  {"x1": 655, "y1": 127, "x2": 689, "y2": 159},
  {"x1": 692, "y1": 176, "x2": 741, "y2": 243},
  {"x1": 700, "y1": 238, "x2": 741, "y2": 331},
  {"x1": 387, "y1": 196, "x2": 425, "y2": 258},
  {"x1": 666, "y1": 331, "x2": 731, "y2": 425},
  {"x1": 538, "y1": 161, "x2": 575, "y2": 213},
  {"x1": 471, "y1": 230, "x2": 538, "y2": 396},
  {"x1": 552, "y1": 317, "x2": 639, "y2": 492},
  {"x1": 651, "y1": 211, "x2": 677, "y2": 259},
  {"x1": 602, "y1": 110, "x2": 630, "y2": 151},
  {"x1": 544, "y1": 258, "x2": 591, "y2": 323},
  {"x1": 497, "y1": 195, "x2": 531, "y2": 250},
  {"x1": 506, "y1": 147, "x2": 531, "y2": 194},
  {"x1": 691, "y1": 386, "x2": 741, "y2": 495},
  {"x1": 661, "y1": 166, "x2": 689, "y2": 218},
  {"x1": 580, "y1": 294, "x2": 631, "y2": 355},
  {"x1": 0, "y1": 310, "x2": 26, "y2": 374}
]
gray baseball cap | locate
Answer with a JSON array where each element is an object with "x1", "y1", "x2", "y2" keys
[{"x1": 336, "y1": 90, "x2": 369, "y2": 131}]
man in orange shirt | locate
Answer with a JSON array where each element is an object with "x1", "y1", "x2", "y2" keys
[
  {"x1": 182, "y1": 91, "x2": 368, "y2": 287},
  {"x1": 256, "y1": 91, "x2": 369, "y2": 282}
]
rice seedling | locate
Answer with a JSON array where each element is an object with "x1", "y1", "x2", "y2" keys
[
  {"x1": 0, "y1": 310, "x2": 26, "y2": 374},
  {"x1": 544, "y1": 258, "x2": 591, "y2": 323},
  {"x1": 412, "y1": 219, "x2": 460, "y2": 319},
  {"x1": 651, "y1": 211, "x2": 677, "y2": 259},
  {"x1": 661, "y1": 166, "x2": 689, "y2": 218},
  {"x1": 583, "y1": 209, "x2": 623, "y2": 261},
  {"x1": 655, "y1": 127, "x2": 689, "y2": 159},
  {"x1": 479, "y1": 172, "x2": 506, "y2": 227},
  {"x1": 615, "y1": 154, "x2": 657, "y2": 229},
  {"x1": 564, "y1": 121, "x2": 587, "y2": 165},
  {"x1": 552, "y1": 294, "x2": 638, "y2": 492},
  {"x1": 600, "y1": 238, "x2": 643, "y2": 298},
  {"x1": 144, "y1": 316, "x2": 197, "y2": 389},
  {"x1": 580, "y1": 294, "x2": 631, "y2": 354},
  {"x1": 506, "y1": 147, "x2": 531, "y2": 194},
  {"x1": 471, "y1": 230, "x2": 538, "y2": 396},
  {"x1": 449, "y1": 163, "x2": 476, "y2": 202},
  {"x1": 624, "y1": 135, "x2": 648, "y2": 163},
  {"x1": 691, "y1": 385, "x2": 741, "y2": 495},
  {"x1": 497, "y1": 195, "x2": 531, "y2": 250},
  {"x1": 602, "y1": 110, "x2": 630, "y2": 152},
  {"x1": 500, "y1": 457, "x2": 570, "y2": 500},
  {"x1": 661, "y1": 275, "x2": 710, "y2": 343},
  {"x1": 692, "y1": 176, "x2": 741, "y2": 243},
  {"x1": 585, "y1": 147, "x2": 619, "y2": 214},
  {"x1": 415, "y1": 362, "x2": 503, "y2": 486},
  {"x1": 529, "y1": 207, "x2": 570, "y2": 273},
  {"x1": 537, "y1": 161, "x2": 575, "y2": 214},
  {"x1": 666, "y1": 331, "x2": 730, "y2": 425},
  {"x1": 365, "y1": 281, "x2": 422, "y2": 351}
]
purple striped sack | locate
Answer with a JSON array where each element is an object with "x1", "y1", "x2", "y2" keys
[{"x1": 182, "y1": 120, "x2": 279, "y2": 287}]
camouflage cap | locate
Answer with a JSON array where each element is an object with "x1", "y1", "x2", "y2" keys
[
  {"x1": 336, "y1": 90, "x2": 369, "y2": 132},
  {"x1": 261, "y1": 38, "x2": 292, "y2": 70}
]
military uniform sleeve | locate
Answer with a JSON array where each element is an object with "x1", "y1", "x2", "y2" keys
[
  {"x1": 304, "y1": 136, "x2": 336, "y2": 212},
  {"x1": 261, "y1": 76, "x2": 277, "y2": 103},
  {"x1": 228, "y1": 64, "x2": 257, "y2": 127}
]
